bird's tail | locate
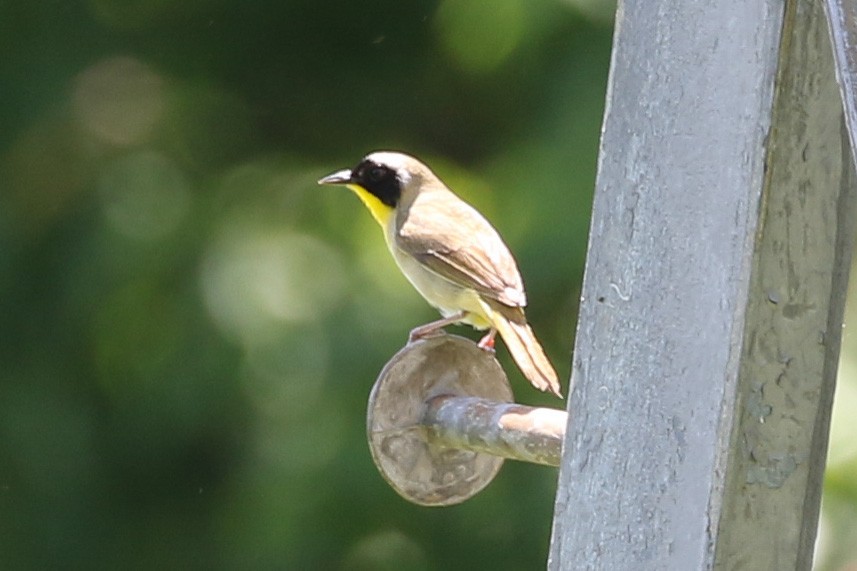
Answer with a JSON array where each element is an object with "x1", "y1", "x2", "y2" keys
[{"x1": 486, "y1": 303, "x2": 563, "y2": 398}]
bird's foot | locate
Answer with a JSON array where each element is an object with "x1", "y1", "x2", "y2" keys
[
  {"x1": 408, "y1": 327, "x2": 446, "y2": 344},
  {"x1": 407, "y1": 311, "x2": 468, "y2": 345},
  {"x1": 477, "y1": 328, "x2": 497, "y2": 353}
]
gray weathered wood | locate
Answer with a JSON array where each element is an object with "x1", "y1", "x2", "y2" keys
[
  {"x1": 549, "y1": 0, "x2": 855, "y2": 569},
  {"x1": 712, "y1": 1, "x2": 855, "y2": 567},
  {"x1": 824, "y1": 0, "x2": 857, "y2": 168}
]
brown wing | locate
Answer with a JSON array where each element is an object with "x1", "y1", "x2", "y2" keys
[{"x1": 396, "y1": 189, "x2": 527, "y2": 308}]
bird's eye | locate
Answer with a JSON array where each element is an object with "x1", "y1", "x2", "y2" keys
[{"x1": 368, "y1": 167, "x2": 386, "y2": 182}]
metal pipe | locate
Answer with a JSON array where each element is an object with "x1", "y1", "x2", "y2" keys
[{"x1": 422, "y1": 395, "x2": 566, "y2": 467}]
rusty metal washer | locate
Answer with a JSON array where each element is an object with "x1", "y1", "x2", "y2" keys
[{"x1": 366, "y1": 334, "x2": 513, "y2": 506}]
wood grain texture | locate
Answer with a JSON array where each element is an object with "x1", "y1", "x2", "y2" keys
[
  {"x1": 713, "y1": 0, "x2": 855, "y2": 567},
  {"x1": 824, "y1": 0, "x2": 857, "y2": 168},
  {"x1": 549, "y1": 0, "x2": 855, "y2": 568}
]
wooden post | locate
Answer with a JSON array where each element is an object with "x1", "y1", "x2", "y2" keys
[
  {"x1": 824, "y1": 0, "x2": 857, "y2": 165},
  {"x1": 549, "y1": 0, "x2": 856, "y2": 569}
]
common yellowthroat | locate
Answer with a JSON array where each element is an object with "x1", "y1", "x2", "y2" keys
[{"x1": 319, "y1": 151, "x2": 562, "y2": 398}]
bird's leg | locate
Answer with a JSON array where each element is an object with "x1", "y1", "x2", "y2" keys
[
  {"x1": 477, "y1": 328, "x2": 497, "y2": 353},
  {"x1": 408, "y1": 311, "x2": 468, "y2": 344}
]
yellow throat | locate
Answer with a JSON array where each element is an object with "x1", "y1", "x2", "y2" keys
[{"x1": 347, "y1": 184, "x2": 394, "y2": 227}]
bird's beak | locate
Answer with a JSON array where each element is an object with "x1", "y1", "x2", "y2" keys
[{"x1": 317, "y1": 169, "x2": 353, "y2": 186}]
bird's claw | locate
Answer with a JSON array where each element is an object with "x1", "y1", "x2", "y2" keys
[
  {"x1": 477, "y1": 333, "x2": 496, "y2": 353},
  {"x1": 408, "y1": 328, "x2": 446, "y2": 344}
]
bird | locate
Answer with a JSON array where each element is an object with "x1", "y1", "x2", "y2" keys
[{"x1": 318, "y1": 151, "x2": 562, "y2": 398}]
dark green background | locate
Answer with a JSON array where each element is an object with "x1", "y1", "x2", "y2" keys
[
  {"x1": 0, "y1": 1, "x2": 607, "y2": 568},
  {"x1": 2, "y1": 1, "x2": 856, "y2": 569}
]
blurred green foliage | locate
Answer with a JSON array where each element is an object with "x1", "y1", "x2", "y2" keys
[
  {"x1": 820, "y1": 272, "x2": 857, "y2": 571},
  {"x1": 0, "y1": 0, "x2": 610, "y2": 568},
  {"x1": 3, "y1": 1, "x2": 856, "y2": 570}
]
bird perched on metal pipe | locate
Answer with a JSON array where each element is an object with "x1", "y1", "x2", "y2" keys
[{"x1": 318, "y1": 151, "x2": 562, "y2": 398}]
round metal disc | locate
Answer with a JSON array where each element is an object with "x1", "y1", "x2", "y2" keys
[{"x1": 366, "y1": 334, "x2": 514, "y2": 506}]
